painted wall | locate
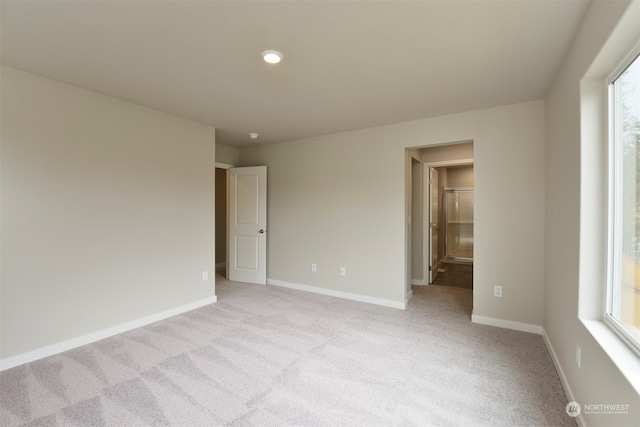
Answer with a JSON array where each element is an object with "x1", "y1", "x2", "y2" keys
[
  {"x1": 421, "y1": 142, "x2": 474, "y2": 164},
  {"x1": 410, "y1": 151, "x2": 424, "y2": 283},
  {"x1": 446, "y1": 166, "x2": 474, "y2": 188},
  {"x1": 216, "y1": 144, "x2": 240, "y2": 166},
  {"x1": 240, "y1": 99, "x2": 545, "y2": 326},
  {"x1": 544, "y1": 1, "x2": 640, "y2": 425},
  {"x1": 1, "y1": 67, "x2": 217, "y2": 360}
]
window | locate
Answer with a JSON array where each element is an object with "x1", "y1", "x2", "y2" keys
[{"x1": 607, "y1": 45, "x2": 640, "y2": 354}]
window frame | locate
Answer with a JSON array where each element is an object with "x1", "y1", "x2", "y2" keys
[{"x1": 605, "y1": 40, "x2": 640, "y2": 357}]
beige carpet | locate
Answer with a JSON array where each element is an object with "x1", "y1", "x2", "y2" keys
[{"x1": 0, "y1": 275, "x2": 575, "y2": 426}]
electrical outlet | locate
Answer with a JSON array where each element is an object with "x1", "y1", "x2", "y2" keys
[
  {"x1": 576, "y1": 345, "x2": 581, "y2": 368},
  {"x1": 494, "y1": 285, "x2": 502, "y2": 297},
  {"x1": 202, "y1": 271, "x2": 208, "y2": 281},
  {"x1": 340, "y1": 267, "x2": 346, "y2": 277},
  {"x1": 311, "y1": 263, "x2": 317, "y2": 272}
]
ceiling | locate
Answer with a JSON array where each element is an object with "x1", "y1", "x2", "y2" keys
[{"x1": 1, "y1": 0, "x2": 590, "y2": 148}]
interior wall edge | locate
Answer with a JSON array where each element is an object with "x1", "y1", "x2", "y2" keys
[{"x1": 541, "y1": 328, "x2": 585, "y2": 427}]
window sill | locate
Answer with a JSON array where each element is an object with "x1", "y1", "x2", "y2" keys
[{"x1": 581, "y1": 318, "x2": 640, "y2": 394}]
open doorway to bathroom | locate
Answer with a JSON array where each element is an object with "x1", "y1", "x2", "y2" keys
[{"x1": 410, "y1": 141, "x2": 474, "y2": 290}]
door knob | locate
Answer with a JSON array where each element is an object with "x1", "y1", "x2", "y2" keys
[{"x1": 259, "y1": 229, "x2": 265, "y2": 234}]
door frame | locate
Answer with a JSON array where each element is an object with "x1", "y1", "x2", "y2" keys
[
  {"x1": 423, "y1": 159, "x2": 473, "y2": 284},
  {"x1": 426, "y1": 166, "x2": 440, "y2": 283},
  {"x1": 215, "y1": 162, "x2": 234, "y2": 278}
]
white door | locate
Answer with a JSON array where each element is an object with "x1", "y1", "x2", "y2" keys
[
  {"x1": 228, "y1": 166, "x2": 267, "y2": 285},
  {"x1": 429, "y1": 168, "x2": 440, "y2": 283}
]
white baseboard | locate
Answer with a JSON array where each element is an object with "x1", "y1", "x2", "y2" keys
[
  {"x1": 0, "y1": 296, "x2": 218, "y2": 372},
  {"x1": 267, "y1": 279, "x2": 406, "y2": 310},
  {"x1": 541, "y1": 328, "x2": 585, "y2": 427},
  {"x1": 471, "y1": 313, "x2": 543, "y2": 334},
  {"x1": 405, "y1": 289, "x2": 414, "y2": 305},
  {"x1": 411, "y1": 279, "x2": 427, "y2": 286}
]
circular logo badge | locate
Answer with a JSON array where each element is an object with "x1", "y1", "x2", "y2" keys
[{"x1": 566, "y1": 401, "x2": 581, "y2": 417}]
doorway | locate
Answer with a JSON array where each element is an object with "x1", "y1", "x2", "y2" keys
[
  {"x1": 407, "y1": 141, "x2": 474, "y2": 290},
  {"x1": 429, "y1": 165, "x2": 474, "y2": 289},
  {"x1": 215, "y1": 163, "x2": 268, "y2": 285},
  {"x1": 215, "y1": 165, "x2": 231, "y2": 276}
]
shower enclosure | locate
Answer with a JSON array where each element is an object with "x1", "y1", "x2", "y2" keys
[{"x1": 444, "y1": 189, "x2": 474, "y2": 261}]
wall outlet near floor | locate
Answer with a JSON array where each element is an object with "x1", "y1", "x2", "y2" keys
[
  {"x1": 494, "y1": 285, "x2": 503, "y2": 297},
  {"x1": 202, "y1": 271, "x2": 208, "y2": 281},
  {"x1": 340, "y1": 267, "x2": 346, "y2": 277},
  {"x1": 311, "y1": 263, "x2": 317, "y2": 272},
  {"x1": 576, "y1": 345, "x2": 581, "y2": 368}
]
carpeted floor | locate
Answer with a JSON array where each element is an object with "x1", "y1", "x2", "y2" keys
[{"x1": 0, "y1": 276, "x2": 575, "y2": 426}]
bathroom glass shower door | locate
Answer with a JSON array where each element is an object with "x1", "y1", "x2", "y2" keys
[{"x1": 445, "y1": 189, "x2": 474, "y2": 261}]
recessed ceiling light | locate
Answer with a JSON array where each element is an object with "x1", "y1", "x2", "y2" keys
[
  {"x1": 249, "y1": 133, "x2": 259, "y2": 139},
  {"x1": 262, "y1": 50, "x2": 283, "y2": 64}
]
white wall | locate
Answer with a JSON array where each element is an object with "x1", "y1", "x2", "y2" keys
[
  {"x1": 446, "y1": 166, "x2": 474, "y2": 188},
  {"x1": 544, "y1": 1, "x2": 640, "y2": 425},
  {"x1": 410, "y1": 151, "x2": 423, "y2": 283},
  {"x1": 1, "y1": 67, "x2": 217, "y2": 361},
  {"x1": 421, "y1": 142, "x2": 474, "y2": 164},
  {"x1": 216, "y1": 144, "x2": 240, "y2": 166},
  {"x1": 241, "y1": 99, "x2": 545, "y2": 326}
]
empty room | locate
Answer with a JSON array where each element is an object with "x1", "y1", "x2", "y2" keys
[{"x1": 1, "y1": 1, "x2": 639, "y2": 426}]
